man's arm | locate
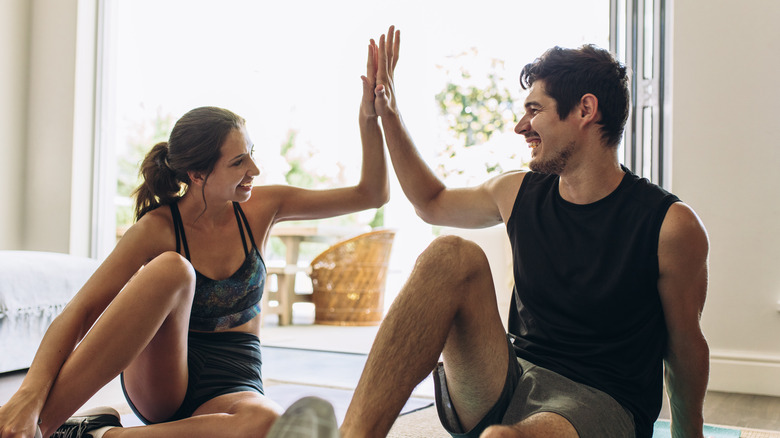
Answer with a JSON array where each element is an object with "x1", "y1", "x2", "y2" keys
[
  {"x1": 657, "y1": 202, "x2": 710, "y2": 438},
  {"x1": 373, "y1": 26, "x2": 520, "y2": 228}
]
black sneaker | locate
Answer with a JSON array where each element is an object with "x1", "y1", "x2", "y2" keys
[{"x1": 51, "y1": 406, "x2": 122, "y2": 438}]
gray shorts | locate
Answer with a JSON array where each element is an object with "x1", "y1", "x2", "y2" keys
[{"x1": 433, "y1": 334, "x2": 635, "y2": 438}]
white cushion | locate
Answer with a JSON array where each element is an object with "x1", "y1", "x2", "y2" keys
[{"x1": 0, "y1": 251, "x2": 100, "y2": 372}]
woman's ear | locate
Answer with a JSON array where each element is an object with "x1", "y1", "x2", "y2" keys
[{"x1": 188, "y1": 170, "x2": 207, "y2": 187}]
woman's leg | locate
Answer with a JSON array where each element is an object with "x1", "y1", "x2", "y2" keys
[
  {"x1": 38, "y1": 252, "x2": 196, "y2": 436},
  {"x1": 103, "y1": 391, "x2": 283, "y2": 438}
]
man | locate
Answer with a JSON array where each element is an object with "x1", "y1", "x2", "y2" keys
[{"x1": 340, "y1": 27, "x2": 709, "y2": 438}]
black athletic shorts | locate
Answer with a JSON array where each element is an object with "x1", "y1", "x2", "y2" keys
[{"x1": 121, "y1": 330, "x2": 264, "y2": 424}]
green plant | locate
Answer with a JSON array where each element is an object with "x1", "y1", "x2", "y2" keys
[{"x1": 434, "y1": 49, "x2": 524, "y2": 181}]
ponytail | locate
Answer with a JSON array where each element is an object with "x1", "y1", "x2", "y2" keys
[{"x1": 133, "y1": 142, "x2": 184, "y2": 220}]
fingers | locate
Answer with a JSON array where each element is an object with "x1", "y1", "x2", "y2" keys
[
  {"x1": 383, "y1": 26, "x2": 400, "y2": 79},
  {"x1": 366, "y1": 39, "x2": 378, "y2": 85},
  {"x1": 370, "y1": 26, "x2": 399, "y2": 117},
  {"x1": 392, "y1": 29, "x2": 400, "y2": 72},
  {"x1": 377, "y1": 33, "x2": 387, "y2": 82},
  {"x1": 386, "y1": 25, "x2": 395, "y2": 65}
]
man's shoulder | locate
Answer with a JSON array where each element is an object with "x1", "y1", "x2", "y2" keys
[{"x1": 620, "y1": 170, "x2": 680, "y2": 210}]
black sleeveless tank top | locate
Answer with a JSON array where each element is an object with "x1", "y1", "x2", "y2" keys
[
  {"x1": 506, "y1": 167, "x2": 679, "y2": 438},
  {"x1": 170, "y1": 202, "x2": 266, "y2": 331}
]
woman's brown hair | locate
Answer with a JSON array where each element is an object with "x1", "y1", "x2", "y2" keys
[{"x1": 132, "y1": 106, "x2": 246, "y2": 221}]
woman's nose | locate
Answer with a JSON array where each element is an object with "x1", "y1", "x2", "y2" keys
[{"x1": 248, "y1": 157, "x2": 261, "y2": 176}]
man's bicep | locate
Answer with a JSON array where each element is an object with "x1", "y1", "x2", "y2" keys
[
  {"x1": 657, "y1": 202, "x2": 709, "y2": 338},
  {"x1": 421, "y1": 187, "x2": 503, "y2": 228},
  {"x1": 424, "y1": 172, "x2": 525, "y2": 228}
]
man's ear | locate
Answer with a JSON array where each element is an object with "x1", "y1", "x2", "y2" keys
[
  {"x1": 188, "y1": 170, "x2": 207, "y2": 187},
  {"x1": 578, "y1": 94, "x2": 600, "y2": 127}
]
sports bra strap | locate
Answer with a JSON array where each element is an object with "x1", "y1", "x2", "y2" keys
[
  {"x1": 170, "y1": 203, "x2": 191, "y2": 260},
  {"x1": 170, "y1": 202, "x2": 256, "y2": 260},
  {"x1": 233, "y1": 203, "x2": 249, "y2": 256},
  {"x1": 233, "y1": 202, "x2": 258, "y2": 251}
]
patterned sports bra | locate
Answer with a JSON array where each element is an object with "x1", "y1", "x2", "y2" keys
[{"x1": 170, "y1": 202, "x2": 266, "y2": 331}]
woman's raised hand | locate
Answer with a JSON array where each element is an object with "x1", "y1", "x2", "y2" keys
[{"x1": 360, "y1": 37, "x2": 379, "y2": 119}]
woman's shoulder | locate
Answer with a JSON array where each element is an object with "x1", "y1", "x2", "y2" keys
[
  {"x1": 106, "y1": 205, "x2": 178, "y2": 266},
  {"x1": 124, "y1": 206, "x2": 176, "y2": 248},
  {"x1": 139, "y1": 204, "x2": 174, "y2": 227}
]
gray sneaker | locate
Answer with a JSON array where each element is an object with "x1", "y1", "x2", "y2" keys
[
  {"x1": 50, "y1": 406, "x2": 122, "y2": 438},
  {"x1": 266, "y1": 396, "x2": 340, "y2": 438}
]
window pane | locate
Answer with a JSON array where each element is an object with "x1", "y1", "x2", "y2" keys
[
  {"x1": 101, "y1": 0, "x2": 610, "y2": 253},
  {"x1": 642, "y1": 106, "x2": 654, "y2": 178},
  {"x1": 644, "y1": 0, "x2": 655, "y2": 79}
]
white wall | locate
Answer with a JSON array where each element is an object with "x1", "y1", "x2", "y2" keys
[
  {"x1": 4, "y1": 0, "x2": 780, "y2": 396},
  {"x1": 671, "y1": 0, "x2": 780, "y2": 395},
  {"x1": 6, "y1": 0, "x2": 97, "y2": 255},
  {"x1": 0, "y1": 0, "x2": 30, "y2": 249}
]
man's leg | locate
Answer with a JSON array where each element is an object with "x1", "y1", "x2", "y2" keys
[
  {"x1": 341, "y1": 235, "x2": 510, "y2": 438},
  {"x1": 482, "y1": 413, "x2": 578, "y2": 438}
]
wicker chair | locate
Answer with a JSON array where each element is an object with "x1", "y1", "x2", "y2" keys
[{"x1": 309, "y1": 229, "x2": 396, "y2": 326}]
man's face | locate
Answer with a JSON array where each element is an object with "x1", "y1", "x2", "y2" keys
[{"x1": 514, "y1": 80, "x2": 577, "y2": 175}]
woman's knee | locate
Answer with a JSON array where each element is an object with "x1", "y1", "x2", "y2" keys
[
  {"x1": 150, "y1": 251, "x2": 195, "y2": 275},
  {"x1": 144, "y1": 251, "x2": 196, "y2": 289},
  {"x1": 228, "y1": 403, "x2": 280, "y2": 437},
  {"x1": 130, "y1": 251, "x2": 196, "y2": 310}
]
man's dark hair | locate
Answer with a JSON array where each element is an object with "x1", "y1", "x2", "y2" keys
[{"x1": 520, "y1": 45, "x2": 630, "y2": 147}]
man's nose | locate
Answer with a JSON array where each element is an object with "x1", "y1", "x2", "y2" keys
[{"x1": 514, "y1": 115, "x2": 530, "y2": 135}]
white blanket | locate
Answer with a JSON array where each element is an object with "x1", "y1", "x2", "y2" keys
[{"x1": 0, "y1": 251, "x2": 100, "y2": 373}]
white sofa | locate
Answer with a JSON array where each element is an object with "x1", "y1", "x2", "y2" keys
[{"x1": 0, "y1": 251, "x2": 100, "y2": 374}]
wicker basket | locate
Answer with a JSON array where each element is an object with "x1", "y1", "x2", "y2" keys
[{"x1": 309, "y1": 229, "x2": 395, "y2": 326}]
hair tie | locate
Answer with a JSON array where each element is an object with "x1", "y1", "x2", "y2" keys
[{"x1": 156, "y1": 143, "x2": 173, "y2": 172}]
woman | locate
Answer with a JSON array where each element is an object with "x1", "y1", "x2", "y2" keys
[{"x1": 0, "y1": 38, "x2": 388, "y2": 438}]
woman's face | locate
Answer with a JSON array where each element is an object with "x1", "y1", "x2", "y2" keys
[{"x1": 204, "y1": 126, "x2": 260, "y2": 203}]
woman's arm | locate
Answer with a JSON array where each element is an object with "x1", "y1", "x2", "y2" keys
[{"x1": 264, "y1": 38, "x2": 389, "y2": 224}]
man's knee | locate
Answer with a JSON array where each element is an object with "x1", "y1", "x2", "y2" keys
[{"x1": 418, "y1": 235, "x2": 491, "y2": 277}]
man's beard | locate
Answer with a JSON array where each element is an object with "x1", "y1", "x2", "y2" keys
[{"x1": 529, "y1": 141, "x2": 575, "y2": 175}]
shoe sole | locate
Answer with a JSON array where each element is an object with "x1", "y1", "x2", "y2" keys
[{"x1": 267, "y1": 396, "x2": 339, "y2": 438}]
